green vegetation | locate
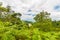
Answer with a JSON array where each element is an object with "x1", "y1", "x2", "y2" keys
[{"x1": 0, "y1": 2, "x2": 60, "y2": 40}]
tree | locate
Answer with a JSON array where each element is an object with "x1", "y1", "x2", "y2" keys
[
  {"x1": 0, "y1": 3, "x2": 22, "y2": 25},
  {"x1": 0, "y1": 2, "x2": 2, "y2": 6},
  {"x1": 34, "y1": 10, "x2": 51, "y2": 22},
  {"x1": 0, "y1": 2, "x2": 7, "y2": 19},
  {"x1": 33, "y1": 11, "x2": 53, "y2": 31}
]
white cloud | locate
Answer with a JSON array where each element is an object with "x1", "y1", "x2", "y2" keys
[{"x1": 41, "y1": 0, "x2": 60, "y2": 21}]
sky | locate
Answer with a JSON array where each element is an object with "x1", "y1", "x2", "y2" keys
[{"x1": 0, "y1": 0, "x2": 60, "y2": 21}]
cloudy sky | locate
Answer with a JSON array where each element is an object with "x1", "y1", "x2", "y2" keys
[{"x1": 0, "y1": 0, "x2": 60, "y2": 21}]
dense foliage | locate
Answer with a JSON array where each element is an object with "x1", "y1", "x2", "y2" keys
[{"x1": 0, "y1": 2, "x2": 60, "y2": 40}]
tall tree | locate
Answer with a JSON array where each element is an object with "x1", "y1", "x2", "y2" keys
[
  {"x1": 0, "y1": 2, "x2": 7, "y2": 19},
  {"x1": 33, "y1": 11, "x2": 52, "y2": 31},
  {"x1": 34, "y1": 10, "x2": 51, "y2": 22}
]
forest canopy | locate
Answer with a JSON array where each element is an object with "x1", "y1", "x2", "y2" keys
[{"x1": 0, "y1": 2, "x2": 60, "y2": 40}]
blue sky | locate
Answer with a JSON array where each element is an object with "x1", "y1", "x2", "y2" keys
[
  {"x1": 54, "y1": 5, "x2": 60, "y2": 11},
  {"x1": 0, "y1": 0, "x2": 60, "y2": 21}
]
